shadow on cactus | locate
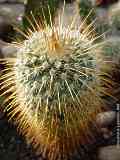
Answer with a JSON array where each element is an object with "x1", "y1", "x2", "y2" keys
[{"x1": 0, "y1": 8, "x2": 114, "y2": 160}]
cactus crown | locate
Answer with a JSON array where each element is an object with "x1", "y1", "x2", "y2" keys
[{"x1": 15, "y1": 26, "x2": 98, "y2": 116}]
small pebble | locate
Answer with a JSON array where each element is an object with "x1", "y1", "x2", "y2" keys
[
  {"x1": 96, "y1": 111, "x2": 116, "y2": 127},
  {"x1": 98, "y1": 145, "x2": 120, "y2": 160},
  {"x1": 101, "y1": 128, "x2": 112, "y2": 139},
  {"x1": 1, "y1": 44, "x2": 17, "y2": 57}
]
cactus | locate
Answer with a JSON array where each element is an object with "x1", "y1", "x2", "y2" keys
[{"x1": 0, "y1": 8, "x2": 112, "y2": 160}]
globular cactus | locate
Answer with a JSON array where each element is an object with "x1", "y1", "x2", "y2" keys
[{"x1": 0, "y1": 9, "x2": 112, "y2": 160}]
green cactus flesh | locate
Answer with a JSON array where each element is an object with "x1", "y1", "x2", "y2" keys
[
  {"x1": 16, "y1": 29, "x2": 97, "y2": 110},
  {"x1": 0, "y1": 19, "x2": 111, "y2": 160}
]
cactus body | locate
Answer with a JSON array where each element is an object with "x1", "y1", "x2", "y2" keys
[{"x1": 0, "y1": 12, "x2": 112, "y2": 160}]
